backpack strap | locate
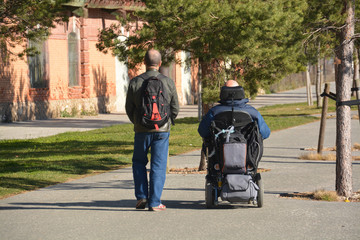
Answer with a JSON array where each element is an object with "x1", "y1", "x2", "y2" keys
[
  {"x1": 138, "y1": 72, "x2": 165, "y2": 81},
  {"x1": 156, "y1": 74, "x2": 175, "y2": 125},
  {"x1": 137, "y1": 72, "x2": 149, "y2": 81},
  {"x1": 155, "y1": 73, "x2": 174, "y2": 125},
  {"x1": 155, "y1": 73, "x2": 167, "y2": 81}
]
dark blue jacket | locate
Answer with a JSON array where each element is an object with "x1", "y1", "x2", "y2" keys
[{"x1": 198, "y1": 98, "x2": 270, "y2": 139}]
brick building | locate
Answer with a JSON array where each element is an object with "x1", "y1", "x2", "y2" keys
[{"x1": 0, "y1": 0, "x2": 199, "y2": 122}]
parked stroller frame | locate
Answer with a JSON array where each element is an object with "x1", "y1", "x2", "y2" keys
[{"x1": 204, "y1": 109, "x2": 264, "y2": 208}]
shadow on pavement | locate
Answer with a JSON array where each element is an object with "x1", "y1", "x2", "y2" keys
[{"x1": 2, "y1": 199, "x2": 260, "y2": 211}]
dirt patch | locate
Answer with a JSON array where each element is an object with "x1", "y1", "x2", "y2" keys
[
  {"x1": 168, "y1": 167, "x2": 271, "y2": 174},
  {"x1": 299, "y1": 153, "x2": 360, "y2": 161},
  {"x1": 303, "y1": 143, "x2": 360, "y2": 152},
  {"x1": 299, "y1": 144, "x2": 360, "y2": 161},
  {"x1": 168, "y1": 167, "x2": 206, "y2": 174}
]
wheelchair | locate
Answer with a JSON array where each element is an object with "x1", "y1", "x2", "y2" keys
[{"x1": 204, "y1": 110, "x2": 264, "y2": 208}]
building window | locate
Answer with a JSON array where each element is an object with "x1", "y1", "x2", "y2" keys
[
  {"x1": 68, "y1": 32, "x2": 79, "y2": 86},
  {"x1": 28, "y1": 40, "x2": 48, "y2": 88}
]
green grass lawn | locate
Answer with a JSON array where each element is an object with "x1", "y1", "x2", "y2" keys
[
  {"x1": 259, "y1": 101, "x2": 330, "y2": 131},
  {"x1": 0, "y1": 101, "x2": 330, "y2": 199}
]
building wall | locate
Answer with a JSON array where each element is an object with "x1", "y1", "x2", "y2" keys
[{"x1": 0, "y1": 7, "x2": 199, "y2": 123}]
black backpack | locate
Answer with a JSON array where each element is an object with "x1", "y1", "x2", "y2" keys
[{"x1": 140, "y1": 74, "x2": 171, "y2": 130}]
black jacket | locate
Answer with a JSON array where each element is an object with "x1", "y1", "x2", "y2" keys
[{"x1": 125, "y1": 69, "x2": 179, "y2": 133}]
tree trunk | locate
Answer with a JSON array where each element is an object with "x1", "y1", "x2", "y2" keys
[
  {"x1": 198, "y1": 60, "x2": 211, "y2": 171},
  {"x1": 353, "y1": 48, "x2": 359, "y2": 98},
  {"x1": 323, "y1": 57, "x2": 327, "y2": 84},
  {"x1": 334, "y1": 56, "x2": 340, "y2": 85},
  {"x1": 316, "y1": 42, "x2": 322, "y2": 108},
  {"x1": 335, "y1": 0, "x2": 354, "y2": 198},
  {"x1": 306, "y1": 63, "x2": 313, "y2": 106},
  {"x1": 316, "y1": 52, "x2": 323, "y2": 108},
  {"x1": 354, "y1": 48, "x2": 360, "y2": 124},
  {"x1": 198, "y1": 63, "x2": 203, "y2": 121},
  {"x1": 199, "y1": 60, "x2": 212, "y2": 115},
  {"x1": 320, "y1": 59, "x2": 324, "y2": 106}
]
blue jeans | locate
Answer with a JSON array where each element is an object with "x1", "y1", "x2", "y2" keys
[{"x1": 132, "y1": 132, "x2": 169, "y2": 207}]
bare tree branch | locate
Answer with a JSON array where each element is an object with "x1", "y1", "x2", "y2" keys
[
  {"x1": 186, "y1": 36, "x2": 199, "y2": 42},
  {"x1": 352, "y1": 33, "x2": 360, "y2": 39},
  {"x1": 209, "y1": 12, "x2": 219, "y2": 19},
  {"x1": 303, "y1": 24, "x2": 347, "y2": 45}
]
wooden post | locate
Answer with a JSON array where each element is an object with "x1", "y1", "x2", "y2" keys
[
  {"x1": 317, "y1": 83, "x2": 330, "y2": 154},
  {"x1": 354, "y1": 79, "x2": 360, "y2": 125},
  {"x1": 306, "y1": 63, "x2": 313, "y2": 106}
]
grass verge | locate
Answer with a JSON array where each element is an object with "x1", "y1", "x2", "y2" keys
[
  {"x1": 0, "y1": 101, "x2": 325, "y2": 199},
  {"x1": 300, "y1": 143, "x2": 360, "y2": 161},
  {"x1": 300, "y1": 153, "x2": 360, "y2": 161},
  {"x1": 281, "y1": 190, "x2": 360, "y2": 202}
]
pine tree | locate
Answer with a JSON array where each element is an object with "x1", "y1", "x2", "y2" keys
[
  {"x1": 97, "y1": 0, "x2": 307, "y2": 100},
  {"x1": 304, "y1": 0, "x2": 359, "y2": 198},
  {"x1": 0, "y1": 0, "x2": 69, "y2": 60}
]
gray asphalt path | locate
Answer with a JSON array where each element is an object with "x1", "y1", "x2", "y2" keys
[
  {"x1": 250, "y1": 83, "x2": 335, "y2": 109},
  {"x1": 1, "y1": 83, "x2": 360, "y2": 240}
]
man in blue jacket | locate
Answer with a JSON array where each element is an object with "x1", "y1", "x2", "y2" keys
[{"x1": 198, "y1": 80, "x2": 270, "y2": 140}]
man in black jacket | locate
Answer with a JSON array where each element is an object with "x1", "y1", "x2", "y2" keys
[{"x1": 125, "y1": 49, "x2": 179, "y2": 211}]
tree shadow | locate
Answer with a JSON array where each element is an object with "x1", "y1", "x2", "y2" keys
[
  {"x1": 1, "y1": 44, "x2": 50, "y2": 122},
  {"x1": 0, "y1": 137, "x2": 135, "y2": 196},
  {"x1": 174, "y1": 117, "x2": 199, "y2": 124},
  {"x1": 93, "y1": 65, "x2": 110, "y2": 113},
  {"x1": 261, "y1": 159, "x2": 336, "y2": 165},
  {"x1": 48, "y1": 178, "x2": 134, "y2": 191},
  {"x1": 0, "y1": 139, "x2": 133, "y2": 173},
  {"x1": 0, "y1": 50, "x2": 20, "y2": 122},
  {"x1": 0, "y1": 177, "x2": 58, "y2": 191}
]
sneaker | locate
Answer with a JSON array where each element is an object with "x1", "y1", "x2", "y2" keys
[
  {"x1": 149, "y1": 204, "x2": 166, "y2": 212},
  {"x1": 136, "y1": 199, "x2": 147, "y2": 209}
]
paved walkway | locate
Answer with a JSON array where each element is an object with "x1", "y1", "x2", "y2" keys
[
  {"x1": 0, "y1": 105, "x2": 197, "y2": 140},
  {"x1": 1, "y1": 83, "x2": 360, "y2": 240}
]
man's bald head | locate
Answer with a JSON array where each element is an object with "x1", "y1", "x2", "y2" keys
[
  {"x1": 145, "y1": 49, "x2": 162, "y2": 69},
  {"x1": 225, "y1": 80, "x2": 239, "y2": 87}
]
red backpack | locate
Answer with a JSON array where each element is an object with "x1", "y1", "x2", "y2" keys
[{"x1": 140, "y1": 75, "x2": 170, "y2": 130}]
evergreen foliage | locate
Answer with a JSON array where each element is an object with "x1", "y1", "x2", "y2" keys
[
  {"x1": 0, "y1": 0, "x2": 69, "y2": 60},
  {"x1": 302, "y1": 0, "x2": 347, "y2": 63},
  {"x1": 302, "y1": 0, "x2": 360, "y2": 64},
  {"x1": 354, "y1": 2, "x2": 360, "y2": 50},
  {"x1": 302, "y1": 0, "x2": 359, "y2": 198},
  {"x1": 97, "y1": 0, "x2": 307, "y2": 100}
]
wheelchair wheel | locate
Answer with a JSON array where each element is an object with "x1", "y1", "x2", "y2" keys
[
  {"x1": 205, "y1": 179, "x2": 216, "y2": 208},
  {"x1": 256, "y1": 173, "x2": 264, "y2": 208}
]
